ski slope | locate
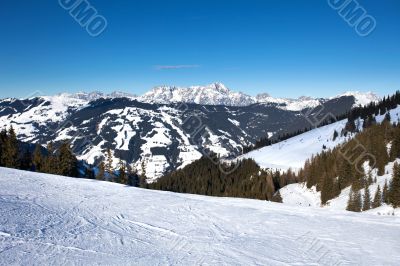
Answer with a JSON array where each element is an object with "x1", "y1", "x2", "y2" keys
[
  {"x1": 241, "y1": 120, "x2": 351, "y2": 171},
  {"x1": 280, "y1": 160, "x2": 400, "y2": 215},
  {"x1": 241, "y1": 106, "x2": 400, "y2": 172},
  {"x1": 1, "y1": 168, "x2": 400, "y2": 265}
]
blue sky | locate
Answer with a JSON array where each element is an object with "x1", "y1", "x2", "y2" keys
[{"x1": 0, "y1": 0, "x2": 399, "y2": 98}]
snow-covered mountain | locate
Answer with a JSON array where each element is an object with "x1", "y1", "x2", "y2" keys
[
  {"x1": 13, "y1": 83, "x2": 379, "y2": 111},
  {"x1": 1, "y1": 167, "x2": 399, "y2": 265},
  {"x1": 240, "y1": 105, "x2": 400, "y2": 212},
  {"x1": 56, "y1": 91, "x2": 137, "y2": 102},
  {"x1": 139, "y1": 82, "x2": 379, "y2": 110},
  {"x1": 0, "y1": 84, "x2": 379, "y2": 181},
  {"x1": 1, "y1": 95, "x2": 358, "y2": 181},
  {"x1": 139, "y1": 82, "x2": 255, "y2": 107}
]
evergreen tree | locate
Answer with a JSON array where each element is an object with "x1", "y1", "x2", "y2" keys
[
  {"x1": 96, "y1": 161, "x2": 105, "y2": 180},
  {"x1": 383, "y1": 180, "x2": 389, "y2": 204},
  {"x1": 347, "y1": 186, "x2": 362, "y2": 212},
  {"x1": 321, "y1": 174, "x2": 334, "y2": 205},
  {"x1": 362, "y1": 184, "x2": 371, "y2": 211},
  {"x1": 372, "y1": 185, "x2": 382, "y2": 208},
  {"x1": 19, "y1": 149, "x2": 32, "y2": 170},
  {"x1": 271, "y1": 190, "x2": 283, "y2": 203},
  {"x1": 346, "y1": 188, "x2": 354, "y2": 211},
  {"x1": 390, "y1": 127, "x2": 400, "y2": 160},
  {"x1": 118, "y1": 159, "x2": 128, "y2": 184},
  {"x1": 385, "y1": 112, "x2": 391, "y2": 123},
  {"x1": 0, "y1": 129, "x2": 6, "y2": 167},
  {"x1": 32, "y1": 144, "x2": 43, "y2": 172},
  {"x1": 127, "y1": 164, "x2": 139, "y2": 187},
  {"x1": 57, "y1": 142, "x2": 78, "y2": 177},
  {"x1": 139, "y1": 160, "x2": 147, "y2": 188},
  {"x1": 43, "y1": 142, "x2": 56, "y2": 174},
  {"x1": 84, "y1": 167, "x2": 95, "y2": 179},
  {"x1": 389, "y1": 163, "x2": 400, "y2": 207},
  {"x1": 105, "y1": 148, "x2": 113, "y2": 177},
  {"x1": 345, "y1": 119, "x2": 356, "y2": 133},
  {"x1": 333, "y1": 130, "x2": 339, "y2": 141},
  {"x1": 1, "y1": 126, "x2": 18, "y2": 168}
]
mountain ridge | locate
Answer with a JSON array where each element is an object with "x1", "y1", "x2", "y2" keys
[{"x1": 4, "y1": 82, "x2": 380, "y2": 111}]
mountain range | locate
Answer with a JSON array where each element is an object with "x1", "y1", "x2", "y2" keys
[
  {"x1": 0, "y1": 83, "x2": 379, "y2": 181},
  {"x1": 37, "y1": 82, "x2": 378, "y2": 110}
]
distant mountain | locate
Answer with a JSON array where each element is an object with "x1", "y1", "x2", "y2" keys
[
  {"x1": 56, "y1": 91, "x2": 137, "y2": 102},
  {"x1": 139, "y1": 83, "x2": 255, "y2": 107},
  {"x1": 0, "y1": 90, "x2": 369, "y2": 181},
  {"x1": 12, "y1": 83, "x2": 379, "y2": 111},
  {"x1": 139, "y1": 83, "x2": 379, "y2": 111}
]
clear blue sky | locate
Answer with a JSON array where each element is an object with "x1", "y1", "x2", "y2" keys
[{"x1": 0, "y1": 0, "x2": 399, "y2": 98}]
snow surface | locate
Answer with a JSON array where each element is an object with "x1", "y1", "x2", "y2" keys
[
  {"x1": 240, "y1": 120, "x2": 352, "y2": 171},
  {"x1": 242, "y1": 106, "x2": 400, "y2": 172},
  {"x1": 1, "y1": 167, "x2": 400, "y2": 265},
  {"x1": 280, "y1": 160, "x2": 400, "y2": 214}
]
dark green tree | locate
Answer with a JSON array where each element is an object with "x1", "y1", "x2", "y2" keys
[
  {"x1": 32, "y1": 144, "x2": 43, "y2": 172},
  {"x1": 96, "y1": 161, "x2": 105, "y2": 180},
  {"x1": 372, "y1": 185, "x2": 382, "y2": 208},
  {"x1": 1, "y1": 126, "x2": 18, "y2": 168},
  {"x1": 118, "y1": 159, "x2": 128, "y2": 184},
  {"x1": 362, "y1": 184, "x2": 371, "y2": 211},
  {"x1": 383, "y1": 180, "x2": 389, "y2": 204},
  {"x1": 389, "y1": 163, "x2": 400, "y2": 207},
  {"x1": 271, "y1": 190, "x2": 283, "y2": 203},
  {"x1": 57, "y1": 142, "x2": 78, "y2": 177}
]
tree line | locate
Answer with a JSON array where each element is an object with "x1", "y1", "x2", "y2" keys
[
  {"x1": 0, "y1": 126, "x2": 147, "y2": 188},
  {"x1": 150, "y1": 154, "x2": 299, "y2": 202},
  {"x1": 244, "y1": 91, "x2": 400, "y2": 154}
]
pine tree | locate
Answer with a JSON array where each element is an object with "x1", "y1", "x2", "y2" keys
[
  {"x1": 0, "y1": 129, "x2": 6, "y2": 167},
  {"x1": 57, "y1": 142, "x2": 78, "y2": 177},
  {"x1": 84, "y1": 167, "x2": 95, "y2": 179},
  {"x1": 32, "y1": 144, "x2": 43, "y2": 172},
  {"x1": 321, "y1": 174, "x2": 334, "y2": 205},
  {"x1": 372, "y1": 185, "x2": 382, "y2": 208},
  {"x1": 118, "y1": 159, "x2": 128, "y2": 184},
  {"x1": 389, "y1": 162, "x2": 400, "y2": 207},
  {"x1": 346, "y1": 188, "x2": 354, "y2": 211},
  {"x1": 127, "y1": 164, "x2": 139, "y2": 187},
  {"x1": 1, "y1": 126, "x2": 18, "y2": 168},
  {"x1": 96, "y1": 161, "x2": 105, "y2": 180},
  {"x1": 347, "y1": 186, "x2": 362, "y2": 212},
  {"x1": 139, "y1": 160, "x2": 147, "y2": 188},
  {"x1": 353, "y1": 189, "x2": 362, "y2": 212},
  {"x1": 385, "y1": 112, "x2": 391, "y2": 122},
  {"x1": 390, "y1": 128, "x2": 400, "y2": 160},
  {"x1": 19, "y1": 149, "x2": 32, "y2": 170},
  {"x1": 105, "y1": 148, "x2": 113, "y2": 177},
  {"x1": 271, "y1": 190, "x2": 283, "y2": 203},
  {"x1": 383, "y1": 180, "x2": 389, "y2": 204},
  {"x1": 43, "y1": 142, "x2": 56, "y2": 174},
  {"x1": 362, "y1": 184, "x2": 371, "y2": 211},
  {"x1": 333, "y1": 130, "x2": 339, "y2": 141}
]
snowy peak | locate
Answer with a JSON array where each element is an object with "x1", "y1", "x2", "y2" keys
[
  {"x1": 139, "y1": 82, "x2": 254, "y2": 106},
  {"x1": 4, "y1": 83, "x2": 380, "y2": 111},
  {"x1": 56, "y1": 91, "x2": 137, "y2": 102},
  {"x1": 334, "y1": 91, "x2": 380, "y2": 107},
  {"x1": 255, "y1": 93, "x2": 322, "y2": 111},
  {"x1": 139, "y1": 83, "x2": 379, "y2": 110}
]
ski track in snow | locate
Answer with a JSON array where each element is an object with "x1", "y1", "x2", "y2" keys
[{"x1": 0, "y1": 167, "x2": 400, "y2": 265}]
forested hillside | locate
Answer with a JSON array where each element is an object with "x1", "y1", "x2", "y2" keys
[
  {"x1": 153, "y1": 91, "x2": 400, "y2": 211},
  {"x1": 150, "y1": 156, "x2": 296, "y2": 201}
]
